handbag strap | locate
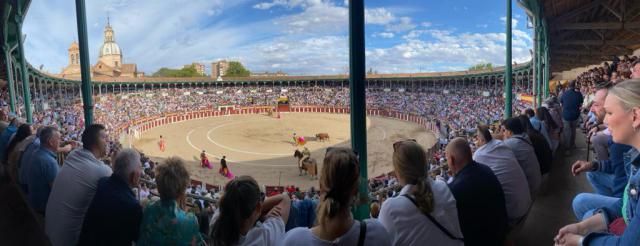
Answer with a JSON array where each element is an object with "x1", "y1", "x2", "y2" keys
[
  {"x1": 402, "y1": 194, "x2": 464, "y2": 242},
  {"x1": 357, "y1": 220, "x2": 367, "y2": 246}
]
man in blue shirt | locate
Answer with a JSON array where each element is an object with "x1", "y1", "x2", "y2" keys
[
  {"x1": 570, "y1": 82, "x2": 631, "y2": 220},
  {"x1": 78, "y1": 148, "x2": 143, "y2": 245},
  {"x1": 0, "y1": 113, "x2": 20, "y2": 161},
  {"x1": 17, "y1": 136, "x2": 40, "y2": 194},
  {"x1": 446, "y1": 138, "x2": 508, "y2": 246},
  {"x1": 25, "y1": 126, "x2": 61, "y2": 215},
  {"x1": 560, "y1": 81, "x2": 584, "y2": 150}
]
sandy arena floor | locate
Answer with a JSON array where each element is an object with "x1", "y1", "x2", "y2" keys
[{"x1": 132, "y1": 113, "x2": 435, "y2": 189}]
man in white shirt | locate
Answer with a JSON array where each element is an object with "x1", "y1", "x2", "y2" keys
[
  {"x1": 473, "y1": 125, "x2": 532, "y2": 225},
  {"x1": 501, "y1": 118, "x2": 542, "y2": 197},
  {"x1": 45, "y1": 124, "x2": 112, "y2": 246}
]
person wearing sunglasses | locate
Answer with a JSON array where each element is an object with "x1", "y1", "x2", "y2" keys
[
  {"x1": 283, "y1": 147, "x2": 391, "y2": 246},
  {"x1": 378, "y1": 139, "x2": 463, "y2": 246},
  {"x1": 209, "y1": 175, "x2": 290, "y2": 246}
]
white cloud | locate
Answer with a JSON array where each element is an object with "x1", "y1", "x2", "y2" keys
[
  {"x1": 385, "y1": 17, "x2": 416, "y2": 33},
  {"x1": 23, "y1": 0, "x2": 533, "y2": 76},
  {"x1": 365, "y1": 8, "x2": 395, "y2": 25},
  {"x1": 373, "y1": 32, "x2": 395, "y2": 38},
  {"x1": 366, "y1": 26, "x2": 533, "y2": 73},
  {"x1": 272, "y1": 1, "x2": 348, "y2": 34},
  {"x1": 253, "y1": 0, "x2": 318, "y2": 10},
  {"x1": 500, "y1": 16, "x2": 519, "y2": 28}
]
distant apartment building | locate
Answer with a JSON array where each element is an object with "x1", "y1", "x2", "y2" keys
[
  {"x1": 185, "y1": 62, "x2": 205, "y2": 76},
  {"x1": 211, "y1": 60, "x2": 230, "y2": 78},
  {"x1": 250, "y1": 71, "x2": 288, "y2": 77}
]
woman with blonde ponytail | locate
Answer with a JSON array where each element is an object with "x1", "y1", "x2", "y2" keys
[
  {"x1": 379, "y1": 140, "x2": 464, "y2": 246},
  {"x1": 283, "y1": 147, "x2": 391, "y2": 246}
]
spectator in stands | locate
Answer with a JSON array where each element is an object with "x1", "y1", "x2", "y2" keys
[
  {"x1": 78, "y1": 149, "x2": 143, "y2": 245},
  {"x1": 46, "y1": 124, "x2": 113, "y2": 246},
  {"x1": 446, "y1": 137, "x2": 507, "y2": 246},
  {"x1": 210, "y1": 176, "x2": 290, "y2": 246},
  {"x1": 286, "y1": 190, "x2": 318, "y2": 231},
  {"x1": 16, "y1": 126, "x2": 39, "y2": 193},
  {"x1": 473, "y1": 125, "x2": 531, "y2": 226},
  {"x1": 379, "y1": 139, "x2": 463, "y2": 245},
  {"x1": 537, "y1": 107, "x2": 561, "y2": 152},
  {"x1": 5, "y1": 124, "x2": 32, "y2": 182},
  {"x1": 517, "y1": 115, "x2": 553, "y2": 175},
  {"x1": 583, "y1": 82, "x2": 614, "y2": 162},
  {"x1": 570, "y1": 82, "x2": 632, "y2": 220},
  {"x1": 0, "y1": 113, "x2": 20, "y2": 161},
  {"x1": 5, "y1": 124, "x2": 32, "y2": 164},
  {"x1": 632, "y1": 60, "x2": 640, "y2": 79},
  {"x1": 283, "y1": 147, "x2": 391, "y2": 246},
  {"x1": 555, "y1": 79, "x2": 640, "y2": 245},
  {"x1": 525, "y1": 108, "x2": 553, "y2": 147},
  {"x1": 561, "y1": 81, "x2": 584, "y2": 151},
  {"x1": 137, "y1": 157, "x2": 203, "y2": 245},
  {"x1": 24, "y1": 126, "x2": 60, "y2": 216},
  {"x1": 0, "y1": 110, "x2": 8, "y2": 134},
  {"x1": 501, "y1": 118, "x2": 541, "y2": 197},
  {"x1": 370, "y1": 202, "x2": 380, "y2": 219}
]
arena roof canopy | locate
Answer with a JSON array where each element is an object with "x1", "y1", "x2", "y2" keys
[{"x1": 520, "y1": 0, "x2": 640, "y2": 72}]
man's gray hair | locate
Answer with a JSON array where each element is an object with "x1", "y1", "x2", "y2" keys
[
  {"x1": 39, "y1": 126, "x2": 59, "y2": 146},
  {"x1": 113, "y1": 148, "x2": 141, "y2": 183}
]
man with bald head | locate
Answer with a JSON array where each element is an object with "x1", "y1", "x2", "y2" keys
[{"x1": 446, "y1": 137, "x2": 508, "y2": 246}]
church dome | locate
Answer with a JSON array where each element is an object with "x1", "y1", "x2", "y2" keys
[{"x1": 99, "y1": 42, "x2": 121, "y2": 57}]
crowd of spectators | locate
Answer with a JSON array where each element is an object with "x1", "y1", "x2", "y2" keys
[{"x1": 8, "y1": 74, "x2": 630, "y2": 245}]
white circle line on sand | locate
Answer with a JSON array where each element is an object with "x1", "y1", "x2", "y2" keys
[
  {"x1": 206, "y1": 119, "x2": 292, "y2": 156},
  {"x1": 186, "y1": 126, "x2": 297, "y2": 167},
  {"x1": 372, "y1": 125, "x2": 387, "y2": 140}
]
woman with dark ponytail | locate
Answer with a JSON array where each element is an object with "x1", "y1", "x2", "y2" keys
[
  {"x1": 283, "y1": 147, "x2": 391, "y2": 246},
  {"x1": 379, "y1": 140, "x2": 463, "y2": 246},
  {"x1": 209, "y1": 175, "x2": 290, "y2": 246}
]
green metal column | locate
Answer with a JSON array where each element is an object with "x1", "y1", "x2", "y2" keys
[
  {"x1": 504, "y1": 0, "x2": 513, "y2": 119},
  {"x1": 544, "y1": 31, "x2": 550, "y2": 98},
  {"x1": 349, "y1": 0, "x2": 369, "y2": 219},
  {"x1": 2, "y1": 45, "x2": 16, "y2": 113},
  {"x1": 75, "y1": 0, "x2": 94, "y2": 126},
  {"x1": 534, "y1": 27, "x2": 544, "y2": 106},
  {"x1": 16, "y1": 21, "x2": 32, "y2": 123}
]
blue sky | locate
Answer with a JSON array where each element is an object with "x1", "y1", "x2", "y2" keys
[{"x1": 23, "y1": 0, "x2": 532, "y2": 76}]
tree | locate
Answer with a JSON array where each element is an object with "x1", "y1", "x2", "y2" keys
[
  {"x1": 468, "y1": 63, "x2": 493, "y2": 71},
  {"x1": 224, "y1": 61, "x2": 250, "y2": 77},
  {"x1": 151, "y1": 65, "x2": 204, "y2": 77}
]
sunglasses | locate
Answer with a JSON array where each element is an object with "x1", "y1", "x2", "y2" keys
[
  {"x1": 325, "y1": 147, "x2": 359, "y2": 159},
  {"x1": 393, "y1": 139, "x2": 417, "y2": 151}
]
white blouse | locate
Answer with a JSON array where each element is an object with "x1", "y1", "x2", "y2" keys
[
  {"x1": 282, "y1": 219, "x2": 391, "y2": 246},
  {"x1": 378, "y1": 179, "x2": 464, "y2": 246}
]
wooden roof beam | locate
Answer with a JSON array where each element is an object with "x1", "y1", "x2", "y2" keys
[
  {"x1": 553, "y1": 56, "x2": 606, "y2": 64},
  {"x1": 552, "y1": 50, "x2": 625, "y2": 56},
  {"x1": 551, "y1": 0, "x2": 603, "y2": 23},
  {"x1": 555, "y1": 21, "x2": 640, "y2": 30},
  {"x1": 556, "y1": 39, "x2": 638, "y2": 46},
  {"x1": 601, "y1": 1, "x2": 623, "y2": 21}
]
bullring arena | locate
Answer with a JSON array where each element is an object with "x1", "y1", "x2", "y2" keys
[{"x1": 127, "y1": 107, "x2": 437, "y2": 189}]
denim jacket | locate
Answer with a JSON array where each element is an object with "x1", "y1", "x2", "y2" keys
[
  {"x1": 583, "y1": 148, "x2": 640, "y2": 245},
  {"x1": 593, "y1": 139, "x2": 632, "y2": 197}
]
